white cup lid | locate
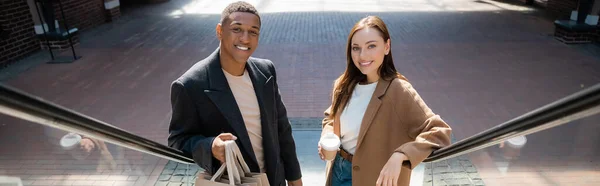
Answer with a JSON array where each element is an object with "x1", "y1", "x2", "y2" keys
[
  {"x1": 506, "y1": 136, "x2": 527, "y2": 148},
  {"x1": 320, "y1": 132, "x2": 340, "y2": 151},
  {"x1": 60, "y1": 133, "x2": 82, "y2": 150}
]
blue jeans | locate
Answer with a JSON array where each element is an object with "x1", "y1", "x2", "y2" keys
[{"x1": 331, "y1": 153, "x2": 352, "y2": 186}]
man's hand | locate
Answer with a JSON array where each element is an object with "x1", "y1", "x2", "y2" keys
[
  {"x1": 376, "y1": 152, "x2": 408, "y2": 186},
  {"x1": 211, "y1": 133, "x2": 237, "y2": 163},
  {"x1": 287, "y1": 178, "x2": 302, "y2": 186}
]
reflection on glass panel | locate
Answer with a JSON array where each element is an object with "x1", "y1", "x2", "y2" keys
[
  {"x1": 0, "y1": 115, "x2": 179, "y2": 186},
  {"x1": 425, "y1": 155, "x2": 485, "y2": 185},
  {"x1": 424, "y1": 162, "x2": 433, "y2": 186},
  {"x1": 429, "y1": 114, "x2": 600, "y2": 186},
  {"x1": 156, "y1": 161, "x2": 199, "y2": 186}
]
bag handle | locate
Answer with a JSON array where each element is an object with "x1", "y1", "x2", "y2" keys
[
  {"x1": 209, "y1": 141, "x2": 242, "y2": 185},
  {"x1": 226, "y1": 141, "x2": 242, "y2": 185},
  {"x1": 231, "y1": 141, "x2": 252, "y2": 174}
]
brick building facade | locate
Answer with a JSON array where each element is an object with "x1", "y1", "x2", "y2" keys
[
  {"x1": 546, "y1": 0, "x2": 600, "y2": 44},
  {"x1": 0, "y1": 0, "x2": 39, "y2": 69},
  {"x1": 548, "y1": 0, "x2": 581, "y2": 19},
  {"x1": 0, "y1": 0, "x2": 122, "y2": 68}
]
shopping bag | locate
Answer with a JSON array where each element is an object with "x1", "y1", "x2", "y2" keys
[{"x1": 194, "y1": 141, "x2": 266, "y2": 186}]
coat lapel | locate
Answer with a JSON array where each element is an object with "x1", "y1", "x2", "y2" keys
[
  {"x1": 246, "y1": 60, "x2": 275, "y2": 133},
  {"x1": 202, "y1": 48, "x2": 258, "y2": 166},
  {"x1": 246, "y1": 59, "x2": 283, "y2": 177},
  {"x1": 355, "y1": 79, "x2": 392, "y2": 150},
  {"x1": 246, "y1": 60, "x2": 272, "y2": 115}
]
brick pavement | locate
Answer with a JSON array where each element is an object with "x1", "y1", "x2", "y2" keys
[{"x1": 1, "y1": 0, "x2": 600, "y2": 185}]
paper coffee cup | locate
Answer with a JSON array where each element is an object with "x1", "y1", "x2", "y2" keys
[
  {"x1": 60, "y1": 133, "x2": 82, "y2": 150},
  {"x1": 60, "y1": 133, "x2": 92, "y2": 160},
  {"x1": 506, "y1": 136, "x2": 527, "y2": 149},
  {"x1": 320, "y1": 132, "x2": 340, "y2": 161},
  {"x1": 502, "y1": 136, "x2": 527, "y2": 159}
]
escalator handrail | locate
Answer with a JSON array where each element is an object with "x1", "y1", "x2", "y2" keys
[
  {"x1": 0, "y1": 83, "x2": 195, "y2": 164},
  {"x1": 424, "y1": 83, "x2": 600, "y2": 162}
]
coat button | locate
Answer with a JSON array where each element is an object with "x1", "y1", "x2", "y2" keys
[{"x1": 353, "y1": 165, "x2": 360, "y2": 171}]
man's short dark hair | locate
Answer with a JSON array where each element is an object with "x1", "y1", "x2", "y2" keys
[{"x1": 220, "y1": 1, "x2": 261, "y2": 25}]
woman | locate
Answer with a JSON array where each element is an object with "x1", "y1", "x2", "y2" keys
[{"x1": 318, "y1": 16, "x2": 452, "y2": 186}]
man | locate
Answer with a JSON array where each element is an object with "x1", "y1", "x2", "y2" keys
[{"x1": 167, "y1": 1, "x2": 303, "y2": 186}]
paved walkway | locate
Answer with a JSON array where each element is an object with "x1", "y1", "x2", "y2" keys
[{"x1": 1, "y1": 0, "x2": 600, "y2": 185}]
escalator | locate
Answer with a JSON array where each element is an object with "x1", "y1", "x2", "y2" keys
[{"x1": 0, "y1": 82, "x2": 599, "y2": 185}]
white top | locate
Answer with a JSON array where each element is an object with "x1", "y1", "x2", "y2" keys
[
  {"x1": 222, "y1": 69, "x2": 265, "y2": 173},
  {"x1": 339, "y1": 82, "x2": 378, "y2": 154}
]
